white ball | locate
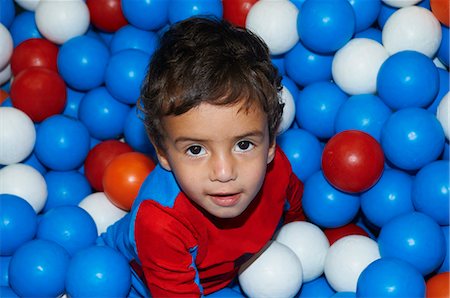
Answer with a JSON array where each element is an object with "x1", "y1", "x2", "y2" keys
[
  {"x1": 332, "y1": 38, "x2": 389, "y2": 95},
  {"x1": 0, "y1": 163, "x2": 47, "y2": 213},
  {"x1": 275, "y1": 221, "x2": 330, "y2": 282},
  {"x1": 437, "y1": 92, "x2": 449, "y2": 141},
  {"x1": 0, "y1": 63, "x2": 11, "y2": 86},
  {"x1": 246, "y1": 0, "x2": 299, "y2": 55},
  {"x1": 278, "y1": 86, "x2": 296, "y2": 135},
  {"x1": 0, "y1": 23, "x2": 13, "y2": 70},
  {"x1": 0, "y1": 107, "x2": 36, "y2": 165},
  {"x1": 239, "y1": 241, "x2": 303, "y2": 298},
  {"x1": 15, "y1": 0, "x2": 41, "y2": 11},
  {"x1": 382, "y1": 6, "x2": 442, "y2": 58},
  {"x1": 35, "y1": 0, "x2": 90, "y2": 45},
  {"x1": 324, "y1": 235, "x2": 380, "y2": 292},
  {"x1": 79, "y1": 192, "x2": 128, "y2": 235},
  {"x1": 381, "y1": 0, "x2": 422, "y2": 8}
]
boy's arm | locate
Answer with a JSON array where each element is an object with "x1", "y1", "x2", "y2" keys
[
  {"x1": 134, "y1": 200, "x2": 203, "y2": 298},
  {"x1": 283, "y1": 172, "x2": 306, "y2": 224}
]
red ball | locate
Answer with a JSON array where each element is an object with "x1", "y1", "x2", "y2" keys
[
  {"x1": 321, "y1": 130, "x2": 384, "y2": 193},
  {"x1": 84, "y1": 140, "x2": 134, "y2": 191},
  {"x1": 86, "y1": 0, "x2": 128, "y2": 32},
  {"x1": 10, "y1": 38, "x2": 59, "y2": 76},
  {"x1": 223, "y1": 0, "x2": 258, "y2": 27},
  {"x1": 324, "y1": 223, "x2": 369, "y2": 245},
  {"x1": 10, "y1": 67, "x2": 67, "y2": 122}
]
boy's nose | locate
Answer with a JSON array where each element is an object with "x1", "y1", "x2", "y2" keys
[{"x1": 209, "y1": 153, "x2": 236, "y2": 183}]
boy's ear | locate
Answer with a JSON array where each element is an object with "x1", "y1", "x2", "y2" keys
[
  {"x1": 152, "y1": 143, "x2": 172, "y2": 171},
  {"x1": 267, "y1": 140, "x2": 276, "y2": 164}
]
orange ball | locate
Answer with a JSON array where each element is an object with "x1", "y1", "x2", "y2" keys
[
  {"x1": 426, "y1": 271, "x2": 449, "y2": 298},
  {"x1": 103, "y1": 152, "x2": 155, "y2": 211},
  {"x1": 0, "y1": 89, "x2": 8, "y2": 104},
  {"x1": 430, "y1": 0, "x2": 449, "y2": 27}
]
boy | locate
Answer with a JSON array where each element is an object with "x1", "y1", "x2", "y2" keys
[{"x1": 100, "y1": 17, "x2": 305, "y2": 297}]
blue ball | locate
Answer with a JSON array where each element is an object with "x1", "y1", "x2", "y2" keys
[
  {"x1": 121, "y1": 0, "x2": 169, "y2": 30},
  {"x1": 35, "y1": 115, "x2": 91, "y2": 171},
  {"x1": 123, "y1": 106, "x2": 155, "y2": 156},
  {"x1": 282, "y1": 76, "x2": 300, "y2": 102},
  {"x1": 8, "y1": 11, "x2": 42, "y2": 47},
  {"x1": 0, "y1": 256, "x2": 11, "y2": 286},
  {"x1": 297, "y1": 0, "x2": 355, "y2": 53},
  {"x1": 65, "y1": 245, "x2": 131, "y2": 297},
  {"x1": 354, "y1": 27, "x2": 382, "y2": 44},
  {"x1": 0, "y1": 286, "x2": 18, "y2": 297},
  {"x1": 271, "y1": 55, "x2": 286, "y2": 76},
  {"x1": 380, "y1": 108, "x2": 445, "y2": 171},
  {"x1": 298, "y1": 276, "x2": 335, "y2": 298},
  {"x1": 377, "y1": 2, "x2": 397, "y2": 29},
  {"x1": 22, "y1": 152, "x2": 47, "y2": 176},
  {"x1": 438, "y1": 225, "x2": 449, "y2": 273},
  {"x1": 78, "y1": 87, "x2": 131, "y2": 140},
  {"x1": 0, "y1": 194, "x2": 37, "y2": 256},
  {"x1": 43, "y1": 170, "x2": 92, "y2": 212},
  {"x1": 427, "y1": 68, "x2": 449, "y2": 114},
  {"x1": 302, "y1": 170, "x2": 360, "y2": 228},
  {"x1": 437, "y1": 24, "x2": 449, "y2": 67},
  {"x1": 377, "y1": 51, "x2": 439, "y2": 110},
  {"x1": 206, "y1": 287, "x2": 244, "y2": 297},
  {"x1": 105, "y1": 49, "x2": 150, "y2": 105},
  {"x1": 360, "y1": 169, "x2": 414, "y2": 228},
  {"x1": 168, "y1": 0, "x2": 223, "y2": 24},
  {"x1": 109, "y1": 25, "x2": 160, "y2": 56},
  {"x1": 277, "y1": 128, "x2": 322, "y2": 181},
  {"x1": 0, "y1": 0, "x2": 15, "y2": 28},
  {"x1": 334, "y1": 94, "x2": 392, "y2": 141},
  {"x1": 37, "y1": 206, "x2": 97, "y2": 256},
  {"x1": 63, "y1": 87, "x2": 85, "y2": 119},
  {"x1": 284, "y1": 41, "x2": 334, "y2": 87},
  {"x1": 378, "y1": 212, "x2": 445, "y2": 276},
  {"x1": 58, "y1": 35, "x2": 110, "y2": 91},
  {"x1": 412, "y1": 160, "x2": 449, "y2": 226},
  {"x1": 348, "y1": 0, "x2": 381, "y2": 33},
  {"x1": 331, "y1": 292, "x2": 355, "y2": 298},
  {"x1": 296, "y1": 81, "x2": 348, "y2": 139},
  {"x1": 9, "y1": 239, "x2": 70, "y2": 298},
  {"x1": 356, "y1": 257, "x2": 425, "y2": 297}
]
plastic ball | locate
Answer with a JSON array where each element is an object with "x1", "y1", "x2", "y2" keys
[
  {"x1": 15, "y1": 0, "x2": 39, "y2": 11},
  {"x1": 356, "y1": 257, "x2": 425, "y2": 297},
  {"x1": 426, "y1": 271, "x2": 450, "y2": 298},
  {"x1": 105, "y1": 49, "x2": 150, "y2": 105},
  {"x1": 284, "y1": 41, "x2": 334, "y2": 87},
  {"x1": 223, "y1": 0, "x2": 257, "y2": 28},
  {"x1": 430, "y1": 0, "x2": 449, "y2": 26},
  {"x1": 84, "y1": 140, "x2": 133, "y2": 191},
  {"x1": 0, "y1": 194, "x2": 37, "y2": 256},
  {"x1": 121, "y1": 0, "x2": 169, "y2": 30},
  {"x1": 278, "y1": 85, "x2": 296, "y2": 134},
  {"x1": 238, "y1": 241, "x2": 303, "y2": 298},
  {"x1": 324, "y1": 235, "x2": 380, "y2": 292},
  {"x1": 8, "y1": 11, "x2": 42, "y2": 47},
  {"x1": 0, "y1": 256, "x2": 11, "y2": 286},
  {"x1": 0, "y1": 164, "x2": 47, "y2": 213},
  {"x1": 37, "y1": 205, "x2": 97, "y2": 256},
  {"x1": 0, "y1": 64, "x2": 11, "y2": 86},
  {"x1": 275, "y1": 221, "x2": 330, "y2": 282},
  {"x1": 0, "y1": 24, "x2": 12, "y2": 71},
  {"x1": 302, "y1": 170, "x2": 360, "y2": 228},
  {"x1": 322, "y1": 130, "x2": 385, "y2": 193},
  {"x1": 168, "y1": 0, "x2": 223, "y2": 24},
  {"x1": 377, "y1": 50, "x2": 439, "y2": 110},
  {"x1": 296, "y1": 81, "x2": 348, "y2": 139},
  {"x1": 10, "y1": 67, "x2": 67, "y2": 122},
  {"x1": 332, "y1": 38, "x2": 388, "y2": 95},
  {"x1": 437, "y1": 92, "x2": 449, "y2": 140},
  {"x1": 412, "y1": 160, "x2": 449, "y2": 226},
  {"x1": 382, "y1": 0, "x2": 422, "y2": 7},
  {"x1": 297, "y1": 0, "x2": 355, "y2": 54},
  {"x1": 380, "y1": 108, "x2": 445, "y2": 171},
  {"x1": 297, "y1": 276, "x2": 335, "y2": 298},
  {"x1": 0, "y1": 0, "x2": 15, "y2": 28},
  {"x1": 246, "y1": 0, "x2": 299, "y2": 55},
  {"x1": 34, "y1": 115, "x2": 91, "y2": 171},
  {"x1": 378, "y1": 211, "x2": 445, "y2": 276},
  {"x1": 78, "y1": 87, "x2": 131, "y2": 140},
  {"x1": 10, "y1": 38, "x2": 59, "y2": 76},
  {"x1": 354, "y1": 27, "x2": 382, "y2": 43},
  {"x1": 437, "y1": 25, "x2": 449, "y2": 68},
  {"x1": 63, "y1": 87, "x2": 85, "y2": 119},
  {"x1": 323, "y1": 223, "x2": 369, "y2": 245},
  {"x1": 8, "y1": 239, "x2": 70, "y2": 298},
  {"x1": 65, "y1": 245, "x2": 131, "y2": 297},
  {"x1": 427, "y1": 68, "x2": 449, "y2": 114},
  {"x1": 22, "y1": 152, "x2": 47, "y2": 176},
  {"x1": 43, "y1": 170, "x2": 92, "y2": 212},
  {"x1": 78, "y1": 192, "x2": 128, "y2": 235},
  {"x1": 277, "y1": 128, "x2": 322, "y2": 182},
  {"x1": 334, "y1": 94, "x2": 392, "y2": 142},
  {"x1": 35, "y1": 0, "x2": 90, "y2": 45},
  {"x1": 103, "y1": 152, "x2": 155, "y2": 211},
  {"x1": 109, "y1": 25, "x2": 160, "y2": 55},
  {"x1": 86, "y1": 0, "x2": 128, "y2": 32},
  {"x1": 0, "y1": 107, "x2": 36, "y2": 165},
  {"x1": 438, "y1": 226, "x2": 449, "y2": 273},
  {"x1": 123, "y1": 107, "x2": 155, "y2": 155},
  {"x1": 348, "y1": 0, "x2": 382, "y2": 32},
  {"x1": 382, "y1": 6, "x2": 442, "y2": 57},
  {"x1": 0, "y1": 286, "x2": 18, "y2": 297}
]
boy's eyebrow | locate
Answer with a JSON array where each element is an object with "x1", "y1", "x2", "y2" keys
[{"x1": 174, "y1": 130, "x2": 265, "y2": 144}]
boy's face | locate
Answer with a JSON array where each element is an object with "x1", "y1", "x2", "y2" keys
[{"x1": 155, "y1": 102, "x2": 276, "y2": 219}]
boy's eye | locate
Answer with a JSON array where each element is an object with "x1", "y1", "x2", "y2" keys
[
  {"x1": 187, "y1": 145, "x2": 205, "y2": 156},
  {"x1": 235, "y1": 140, "x2": 254, "y2": 152}
]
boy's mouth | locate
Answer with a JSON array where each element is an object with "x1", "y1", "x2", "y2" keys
[{"x1": 209, "y1": 193, "x2": 241, "y2": 207}]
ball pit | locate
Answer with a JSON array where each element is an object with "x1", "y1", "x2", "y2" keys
[{"x1": 0, "y1": 0, "x2": 448, "y2": 296}]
